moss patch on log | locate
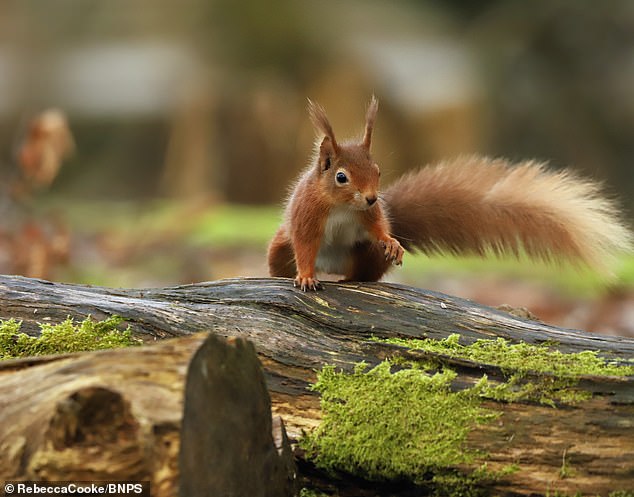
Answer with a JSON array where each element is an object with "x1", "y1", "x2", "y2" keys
[
  {"x1": 300, "y1": 361, "x2": 513, "y2": 494},
  {"x1": 382, "y1": 334, "x2": 634, "y2": 406},
  {"x1": 0, "y1": 316, "x2": 140, "y2": 359},
  {"x1": 301, "y1": 335, "x2": 634, "y2": 494},
  {"x1": 380, "y1": 334, "x2": 634, "y2": 378}
]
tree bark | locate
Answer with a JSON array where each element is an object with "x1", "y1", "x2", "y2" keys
[{"x1": 0, "y1": 275, "x2": 633, "y2": 495}]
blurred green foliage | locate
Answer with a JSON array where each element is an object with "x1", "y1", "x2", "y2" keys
[
  {"x1": 41, "y1": 200, "x2": 634, "y2": 296},
  {"x1": 189, "y1": 205, "x2": 282, "y2": 247}
]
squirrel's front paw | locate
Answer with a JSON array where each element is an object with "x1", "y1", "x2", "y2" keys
[
  {"x1": 381, "y1": 237, "x2": 404, "y2": 266},
  {"x1": 293, "y1": 275, "x2": 323, "y2": 291}
]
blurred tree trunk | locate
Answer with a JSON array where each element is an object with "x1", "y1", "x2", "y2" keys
[{"x1": 161, "y1": 85, "x2": 218, "y2": 200}]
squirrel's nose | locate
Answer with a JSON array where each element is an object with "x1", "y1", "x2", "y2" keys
[{"x1": 366, "y1": 195, "x2": 378, "y2": 206}]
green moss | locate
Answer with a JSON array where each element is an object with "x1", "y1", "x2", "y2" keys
[
  {"x1": 378, "y1": 334, "x2": 633, "y2": 406},
  {"x1": 300, "y1": 361, "x2": 504, "y2": 490},
  {"x1": 0, "y1": 316, "x2": 140, "y2": 359},
  {"x1": 475, "y1": 373, "x2": 591, "y2": 407},
  {"x1": 385, "y1": 353, "x2": 586, "y2": 405},
  {"x1": 381, "y1": 334, "x2": 634, "y2": 378},
  {"x1": 301, "y1": 334, "x2": 634, "y2": 493}
]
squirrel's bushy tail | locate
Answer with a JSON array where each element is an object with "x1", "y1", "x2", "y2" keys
[{"x1": 383, "y1": 156, "x2": 632, "y2": 275}]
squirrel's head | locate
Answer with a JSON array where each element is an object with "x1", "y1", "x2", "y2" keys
[{"x1": 308, "y1": 96, "x2": 381, "y2": 210}]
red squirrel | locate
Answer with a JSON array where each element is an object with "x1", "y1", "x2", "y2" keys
[{"x1": 268, "y1": 96, "x2": 632, "y2": 291}]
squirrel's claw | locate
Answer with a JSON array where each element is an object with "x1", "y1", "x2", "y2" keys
[
  {"x1": 294, "y1": 275, "x2": 323, "y2": 291},
  {"x1": 381, "y1": 237, "x2": 404, "y2": 266}
]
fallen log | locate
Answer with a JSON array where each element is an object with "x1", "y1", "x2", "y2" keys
[
  {"x1": 0, "y1": 275, "x2": 633, "y2": 495},
  {"x1": 0, "y1": 332, "x2": 295, "y2": 497}
]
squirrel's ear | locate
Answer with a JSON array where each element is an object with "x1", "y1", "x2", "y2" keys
[
  {"x1": 308, "y1": 99, "x2": 339, "y2": 172},
  {"x1": 318, "y1": 136, "x2": 335, "y2": 171},
  {"x1": 308, "y1": 99, "x2": 339, "y2": 153},
  {"x1": 362, "y1": 95, "x2": 379, "y2": 149}
]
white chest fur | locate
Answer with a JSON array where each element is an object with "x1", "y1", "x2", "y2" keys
[{"x1": 315, "y1": 206, "x2": 369, "y2": 274}]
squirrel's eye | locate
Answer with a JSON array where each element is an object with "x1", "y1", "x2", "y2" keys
[{"x1": 336, "y1": 172, "x2": 348, "y2": 184}]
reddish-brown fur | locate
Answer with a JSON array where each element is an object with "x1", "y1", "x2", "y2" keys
[
  {"x1": 384, "y1": 156, "x2": 632, "y2": 273},
  {"x1": 268, "y1": 98, "x2": 632, "y2": 290}
]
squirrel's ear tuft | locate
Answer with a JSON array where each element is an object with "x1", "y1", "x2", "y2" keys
[
  {"x1": 362, "y1": 95, "x2": 379, "y2": 149},
  {"x1": 308, "y1": 99, "x2": 339, "y2": 153}
]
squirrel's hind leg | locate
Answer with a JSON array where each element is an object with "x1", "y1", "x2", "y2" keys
[
  {"x1": 342, "y1": 241, "x2": 392, "y2": 282},
  {"x1": 268, "y1": 228, "x2": 297, "y2": 278}
]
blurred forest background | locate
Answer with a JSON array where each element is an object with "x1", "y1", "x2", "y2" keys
[{"x1": 1, "y1": 0, "x2": 633, "y2": 335}]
